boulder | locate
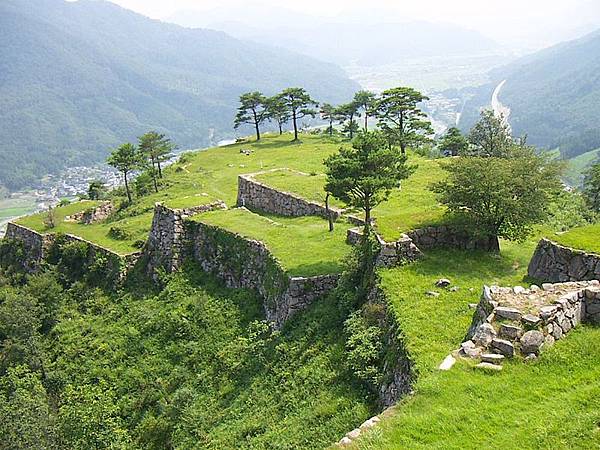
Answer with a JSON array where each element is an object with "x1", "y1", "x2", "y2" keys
[
  {"x1": 475, "y1": 362, "x2": 503, "y2": 372},
  {"x1": 426, "y1": 291, "x2": 440, "y2": 297},
  {"x1": 439, "y1": 354, "x2": 456, "y2": 371},
  {"x1": 481, "y1": 353, "x2": 505, "y2": 364},
  {"x1": 521, "y1": 314, "x2": 542, "y2": 327},
  {"x1": 520, "y1": 330, "x2": 545, "y2": 355},
  {"x1": 435, "y1": 278, "x2": 451, "y2": 288},
  {"x1": 472, "y1": 323, "x2": 497, "y2": 347},
  {"x1": 495, "y1": 307, "x2": 522, "y2": 321},
  {"x1": 499, "y1": 324, "x2": 523, "y2": 340},
  {"x1": 491, "y1": 338, "x2": 514, "y2": 358}
]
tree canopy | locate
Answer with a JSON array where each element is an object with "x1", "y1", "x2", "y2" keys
[
  {"x1": 234, "y1": 92, "x2": 269, "y2": 141},
  {"x1": 432, "y1": 146, "x2": 564, "y2": 249},
  {"x1": 353, "y1": 90, "x2": 377, "y2": 131},
  {"x1": 276, "y1": 88, "x2": 319, "y2": 141},
  {"x1": 324, "y1": 131, "x2": 415, "y2": 232},
  {"x1": 438, "y1": 127, "x2": 468, "y2": 156},
  {"x1": 107, "y1": 143, "x2": 141, "y2": 203},
  {"x1": 374, "y1": 87, "x2": 433, "y2": 154},
  {"x1": 466, "y1": 109, "x2": 513, "y2": 157}
]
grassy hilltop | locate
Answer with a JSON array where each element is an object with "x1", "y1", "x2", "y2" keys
[{"x1": 6, "y1": 132, "x2": 600, "y2": 448}]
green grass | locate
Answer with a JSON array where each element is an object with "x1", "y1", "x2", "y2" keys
[
  {"x1": 195, "y1": 208, "x2": 353, "y2": 277},
  {"x1": 0, "y1": 195, "x2": 37, "y2": 220},
  {"x1": 349, "y1": 233, "x2": 600, "y2": 449},
  {"x1": 552, "y1": 224, "x2": 600, "y2": 254},
  {"x1": 16, "y1": 201, "x2": 149, "y2": 255}
]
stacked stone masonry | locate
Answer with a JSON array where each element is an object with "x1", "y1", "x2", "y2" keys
[
  {"x1": 66, "y1": 201, "x2": 116, "y2": 224},
  {"x1": 528, "y1": 238, "x2": 600, "y2": 283},
  {"x1": 4, "y1": 222, "x2": 141, "y2": 284},
  {"x1": 145, "y1": 203, "x2": 339, "y2": 329},
  {"x1": 237, "y1": 172, "x2": 343, "y2": 220},
  {"x1": 461, "y1": 280, "x2": 600, "y2": 362}
]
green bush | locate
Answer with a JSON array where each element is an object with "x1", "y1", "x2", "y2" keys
[{"x1": 108, "y1": 226, "x2": 132, "y2": 241}]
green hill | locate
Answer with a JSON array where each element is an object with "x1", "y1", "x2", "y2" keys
[
  {"x1": 0, "y1": 0, "x2": 359, "y2": 190},
  {"x1": 3, "y1": 134, "x2": 600, "y2": 448}
]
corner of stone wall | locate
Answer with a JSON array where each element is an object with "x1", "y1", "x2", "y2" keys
[{"x1": 528, "y1": 238, "x2": 600, "y2": 283}]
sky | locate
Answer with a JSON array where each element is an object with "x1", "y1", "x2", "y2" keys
[{"x1": 106, "y1": 0, "x2": 600, "y2": 49}]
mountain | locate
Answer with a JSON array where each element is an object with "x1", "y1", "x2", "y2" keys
[
  {"x1": 0, "y1": 0, "x2": 360, "y2": 191},
  {"x1": 167, "y1": 7, "x2": 500, "y2": 66},
  {"x1": 461, "y1": 29, "x2": 600, "y2": 159}
]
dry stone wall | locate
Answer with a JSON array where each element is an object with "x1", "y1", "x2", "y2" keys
[
  {"x1": 346, "y1": 227, "x2": 422, "y2": 268},
  {"x1": 406, "y1": 225, "x2": 499, "y2": 252},
  {"x1": 3, "y1": 222, "x2": 141, "y2": 286},
  {"x1": 528, "y1": 238, "x2": 600, "y2": 283},
  {"x1": 461, "y1": 280, "x2": 600, "y2": 363},
  {"x1": 237, "y1": 173, "x2": 343, "y2": 220},
  {"x1": 145, "y1": 204, "x2": 339, "y2": 329},
  {"x1": 66, "y1": 202, "x2": 115, "y2": 224}
]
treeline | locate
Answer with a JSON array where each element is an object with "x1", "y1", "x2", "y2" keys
[{"x1": 234, "y1": 87, "x2": 434, "y2": 154}]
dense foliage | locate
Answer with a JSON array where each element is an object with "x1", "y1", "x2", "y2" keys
[{"x1": 0, "y1": 265, "x2": 375, "y2": 449}]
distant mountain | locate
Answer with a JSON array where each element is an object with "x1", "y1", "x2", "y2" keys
[
  {"x1": 461, "y1": 29, "x2": 600, "y2": 160},
  {"x1": 0, "y1": 0, "x2": 359, "y2": 191},
  {"x1": 167, "y1": 8, "x2": 500, "y2": 66}
]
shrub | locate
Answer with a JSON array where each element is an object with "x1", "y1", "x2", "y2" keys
[{"x1": 108, "y1": 226, "x2": 132, "y2": 241}]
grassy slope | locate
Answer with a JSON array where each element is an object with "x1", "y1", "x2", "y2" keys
[
  {"x1": 13, "y1": 133, "x2": 445, "y2": 267},
  {"x1": 353, "y1": 233, "x2": 600, "y2": 449},
  {"x1": 564, "y1": 148, "x2": 600, "y2": 187},
  {"x1": 196, "y1": 208, "x2": 352, "y2": 277},
  {"x1": 554, "y1": 224, "x2": 600, "y2": 254}
]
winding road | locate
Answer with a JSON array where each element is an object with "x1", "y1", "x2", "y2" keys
[{"x1": 491, "y1": 79, "x2": 511, "y2": 131}]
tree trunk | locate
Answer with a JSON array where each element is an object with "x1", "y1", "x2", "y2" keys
[
  {"x1": 150, "y1": 155, "x2": 158, "y2": 192},
  {"x1": 400, "y1": 142, "x2": 406, "y2": 155},
  {"x1": 329, "y1": 119, "x2": 333, "y2": 136},
  {"x1": 157, "y1": 159, "x2": 163, "y2": 178},
  {"x1": 124, "y1": 172, "x2": 132, "y2": 203},
  {"x1": 363, "y1": 196, "x2": 372, "y2": 237},
  {"x1": 292, "y1": 110, "x2": 298, "y2": 140},
  {"x1": 253, "y1": 108, "x2": 261, "y2": 141},
  {"x1": 349, "y1": 112, "x2": 354, "y2": 139},
  {"x1": 325, "y1": 193, "x2": 334, "y2": 232},
  {"x1": 278, "y1": 122, "x2": 283, "y2": 135},
  {"x1": 364, "y1": 111, "x2": 368, "y2": 131}
]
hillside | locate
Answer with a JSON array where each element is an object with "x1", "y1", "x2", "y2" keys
[
  {"x1": 2, "y1": 133, "x2": 600, "y2": 448},
  {"x1": 0, "y1": 0, "x2": 359, "y2": 191},
  {"x1": 461, "y1": 29, "x2": 600, "y2": 160}
]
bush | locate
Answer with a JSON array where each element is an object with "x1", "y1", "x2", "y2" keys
[{"x1": 108, "y1": 226, "x2": 132, "y2": 241}]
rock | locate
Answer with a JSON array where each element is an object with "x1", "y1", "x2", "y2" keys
[
  {"x1": 339, "y1": 437, "x2": 352, "y2": 446},
  {"x1": 513, "y1": 286, "x2": 526, "y2": 294},
  {"x1": 436, "y1": 278, "x2": 451, "y2": 288},
  {"x1": 461, "y1": 340, "x2": 476, "y2": 350},
  {"x1": 346, "y1": 428, "x2": 361, "y2": 439},
  {"x1": 439, "y1": 354, "x2": 456, "y2": 371},
  {"x1": 520, "y1": 330, "x2": 545, "y2": 355},
  {"x1": 468, "y1": 303, "x2": 478, "y2": 309},
  {"x1": 360, "y1": 418, "x2": 379, "y2": 431},
  {"x1": 530, "y1": 284, "x2": 540, "y2": 292},
  {"x1": 462, "y1": 346, "x2": 483, "y2": 359},
  {"x1": 426, "y1": 291, "x2": 440, "y2": 297},
  {"x1": 475, "y1": 362, "x2": 503, "y2": 372},
  {"x1": 449, "y1": 286, "x2": 460, "y2": 292},
  {"x1": 552, "y1": 323, "x2": 564, "y2": 340},
  {"x1": 472, "y1": 323, "x2": 497, "y2": 347},
  {"x1": 491, "y1": 338, "x2": 515, "y2": 358},
  {"x1": 540, "y1": 305, "x2": 559, "y2": 321},
  {"x1": 544, "y1": 334, "x2": 555, "y2": 347},
  {"x1": 521, "y1": 314, "x2": 542, "y2": 327},
  {"x1": 542, "y1": 283, "x2": 555, "y2": 291},
  {"x1": 499, "y1": 324, "x2": 523, "y2": 340},
  {"x1": 481, "y1": 353, "x2": 505, "y2": 364},
  {"x1": 494, "y1": 306, "x2": 522, "y2": 321},
  {"x1": 524, "y1": 353, "x2": 538, "y2": 362}
]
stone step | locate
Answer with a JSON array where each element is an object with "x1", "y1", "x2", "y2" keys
[{"x1": 480, "y1": 353, "x2": 505, "y2": 364}]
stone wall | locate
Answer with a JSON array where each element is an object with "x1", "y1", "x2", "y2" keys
[
  {"x1": 144, "y1": 201, "x2": 228, "y2": 278},
  {"x1": 4, "y1": 222, "x2": 54, "y2": 272},
  {"x1": 406, "y1": 225, "x2": 499, "y2": 252},
  {"x1": 66, "y1": 202, "x2": 115, "y2": 224},
  {"x1": 3, "y1": 222, "x2": 141, "y2": 286},
  {"x1": 460, "y1": 280, "x2": 600, "y2": 365},
  {"x1": 145, "y1": 204, "x2": 339, "y2": 329},
  {"x1": 237, "y1": 173, "x2": 343, "y2": 220},
  {"x1": 346, "y1": 227, "x2": 422, "y2": 268},
  {"x1": 528, "y1": 238, "x2": 600, "y2": 283}
]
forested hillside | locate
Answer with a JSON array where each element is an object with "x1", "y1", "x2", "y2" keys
[
  {"x1": 461, "y1": 29, "x2": 600, "y2": 160},
  {"x1": 0, "y1": 0, "x2": 359, "y2": 190}
]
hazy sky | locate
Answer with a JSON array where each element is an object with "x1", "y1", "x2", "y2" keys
[{"x1": 107, "y1": 0, "x2": 600, "y2": 49}]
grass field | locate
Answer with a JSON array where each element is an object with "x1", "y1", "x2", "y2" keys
[
  {"x1": 564, "y1": 148, "x2": 600, "y2": 187},
  {"x1": 195, "y1": 208, "x2": 352, "y2": 277},
  {"x1": 553, "y1": 224, "x2": 600, "y2": 254},
  {"x1": 351, "y1": 233, "x2": 600, "y2": 449}
]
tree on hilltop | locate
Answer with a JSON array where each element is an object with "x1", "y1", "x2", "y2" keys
[
  {"x1": 324, "y1": 131, "x2": 415, "y2": 235},
  {"x1": 438, "y1": 127, "x2": 468, "y2": 156},
  {"x1": 107, "y1": 143, "x2": 142, "y2": 203},
  {"x1": 320, "y1": 103, "x2": 337, "y2": 136},
  {"x1": 374, "y1": 87, "x2": 433, "y2": 155},
  {"x1": 432, "y1": 146, "x2": 563, "y2": 252},
  {"x1": 266, "y1": 96, "x2": 290, "y2": 135},
  {"x1": 138, "y1": 131, "x2": 175, "y2": 193},
  {"x1": 234, "y1": 92, "x2": 269, "y2": 141},
  {"x1": 276, "y1": 88, "x2": 318, "y2": 141},
  {"x1": 336, "y1": 102, "x2": 361, "y2": 139},
  {"x1": 466, "y1": 109, "x2": 513, "y2": 157},
  {"x1": 354, "y1": 90, "x2": 377, "y2": 131}
]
